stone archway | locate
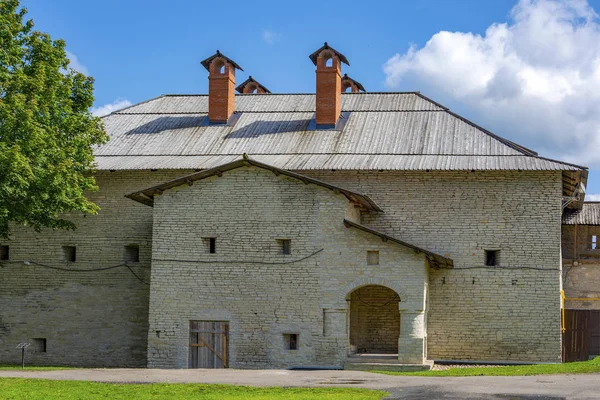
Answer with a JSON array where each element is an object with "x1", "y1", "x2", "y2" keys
[{"x1": 347, "y1": 285, "x2": 401, "y2": 354}]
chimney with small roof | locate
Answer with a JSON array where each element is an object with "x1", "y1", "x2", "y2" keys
[
  {"x1": 309, "y1": 42, "x2": 350, "y2": 128},
  {"x1": 236, "y1": 76, "x2": 271, "y2": 94},
  {"x1": 341, "y1": 74, "x2": 365, "y2": 93},
  {"x1": 200, "y1": 50, "x2": 243, "y2": 123}
]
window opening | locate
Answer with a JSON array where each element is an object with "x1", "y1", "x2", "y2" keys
[
  {"x1": 284, "y1": 333, "x2": 298, "y2": 350},
  {"x1": 33, "y1": 338, "x2": 46, "y2": 353},
  {"x1": 592, "y1": 235, "x2": 598, "y2": 250},
  {"x1": 485, "y1": 250, "x2": 499, "y2": 266},
  {"x1": 0, "y1": 245, "x2": 8, "y2": 261},
  {"x1": 124, "y1": 244, "x2": 140, "y2": 263},
  {"x1": 280, "y1": 239, "x2": 291, "y2": 255},
  {"x1": 62, "y1": 246, "x2": 76, "y2": 262},
  {"x1": 367, "y1": 251, "x2": 379, "y2": 266}
]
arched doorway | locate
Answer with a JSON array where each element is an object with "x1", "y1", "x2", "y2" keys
[{"x1": 347, "y1": 285, "x2": 401, "y2": 354}]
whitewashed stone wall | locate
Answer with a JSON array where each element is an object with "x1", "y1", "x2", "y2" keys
[
  {"x1": 304, "y1": 170, "x2": 564, "y2": 362},
  {"x1": 147, "y1": 167, "x2": 428, "y2": 369},
  {"x1": 0, "y1": 167, "x2": 564, "y2": 367},
  {"x1": 0, "y1": 170, "x2": 189, "y2": 367}
]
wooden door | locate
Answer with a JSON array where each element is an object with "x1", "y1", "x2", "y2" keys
[
  {"x1": 189, "y1": 321, "x2": 228, "y2": 368},
  {"x1": 562, "y1": 309, "x2": 591, "y2": 362}
]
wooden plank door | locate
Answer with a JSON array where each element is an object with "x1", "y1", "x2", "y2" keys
[
  {"x1": 562, "y1": 309, "x2": 591, "y2": 362},
  {"x1": 189, "y1": 321, "x2": 228, "y2": 368}
]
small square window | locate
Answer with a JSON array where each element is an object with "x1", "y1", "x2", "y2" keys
[
  {"x1": 485, "y1": 250, "x2": 499, "y2": 266},
  {"x1": 0, "y1": 245, "x2": 8, "y2": 261},
  {"x1": 62, "y1": 246, "x2": 76, "y2": 262},
  {"x1": 283, "y1": 333, "x2": 298, "y2": 350},
  {"x1": 124, "y1": 244, "x2": 140, "y2": 263},
  {"x1": 279, "y1": 239, "x2": 291, "y2": 255},
  {"x1": 592, "y1": 235, "x2": 598, "y2": 250},
  {"x1": 367, "y1": 251, "x2": 379, "y2": 266},
  {"x1": 203, "y1": 237, "x2": 216, "y2": 254},
  {"x1": 33, "y1": 338, "x2": 46, "y2": 353}
]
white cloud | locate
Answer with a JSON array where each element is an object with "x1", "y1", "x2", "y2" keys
[
  {"x1": 383, "y1": 0, "x2": 600, "y2": 168},
  {"x1": 586, "y1": 193, "x2": 600, "y2": 201},
  {"x1": 66, "y1": 51, "x2": 89, "y2": 75},
  {"x1": 91, "y1": 98, "x2": 132, "y2": 117},
  {"x1": 262, "y1": 30, "x2": 281, "y2": 45}
]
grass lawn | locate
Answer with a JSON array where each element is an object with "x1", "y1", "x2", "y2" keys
[
  {"x1": 374, "y1": 356, "x2": 600, "y2": 377},
  {"x1": 0, "y1": 378, "x2": 387, "y2": 400}
]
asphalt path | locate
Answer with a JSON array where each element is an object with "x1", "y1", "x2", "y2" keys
[{"x1": 1, "y1": 368, "x2": 599, "y2": 399}]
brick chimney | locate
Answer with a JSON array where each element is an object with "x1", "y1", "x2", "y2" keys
[
  {"x1": 236, "y1": 76, "x2": 271, "y2": 94},
  {"x1": 341, "y1": 74, "x2": 365, "y2": 93},
  {"x1": 309, "y1": 43, "x2": 350, "y2": 128},
  {"x1": 201, "y1": 50, "x2": 243, "y2": 123}
]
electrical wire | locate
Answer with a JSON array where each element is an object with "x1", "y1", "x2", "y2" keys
[
  {"x1": 1, "y1": 260, "x2": 150, "y2": 285},
  {"x1": 153, "y1": 248, "x2": 324, "y2": 265},
  {"x1": 439, "y1": 265, "x2": 560, "y2": 271}
]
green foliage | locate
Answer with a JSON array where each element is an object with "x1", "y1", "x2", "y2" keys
[
  {"x1": 0, "y1": 379, "x2": 387, "y2": 400},
  {"x1": 0, "y1": 0, "x2": 108, "y2": 238},
  {"x1": 374, "y1": 356, "x2": 600, "y2": 377}
]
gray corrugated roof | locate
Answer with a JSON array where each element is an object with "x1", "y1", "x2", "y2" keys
[
  {"x1": 95, "y1": 154, "x2": 580, "y2": 171},
  {"x1": 563, "y1": 202, "x2": 600, "y2": 225},
  {"x1": 95, "y1": 92, "x2": 583, "y2": 173}
]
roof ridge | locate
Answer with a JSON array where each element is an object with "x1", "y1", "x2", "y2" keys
[
  {"x1": 100, "y1": 94, "x2": 166, "y2": 118},
  {"x1": 158, "y1": 92, "x2": 426, "y2": 97}
]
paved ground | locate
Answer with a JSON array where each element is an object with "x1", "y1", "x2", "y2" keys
[{"x1": 1, "y1": 368, "x2": 599, "y2": 399}]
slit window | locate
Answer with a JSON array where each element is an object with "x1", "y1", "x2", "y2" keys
[
  {"x1": 62, "y1": 246, "x2": 76, "y2": 262},
  {"x1": 284, "y1": 333, "x2": 298, "y2": 350},
  {"x1": 592, "y1": 235, "x2": 598, "y2": 250},
  {"x1": 203, "y1": 237, "x2": 216, "y2": 254},
  {"x1": 0, "y1": 245, "x2": 8, "y2": 261},
  {"x1": 33, "y1": 338, "x2": 46, "y2": 353},
  {"x1": 279, "y1": 239, "x2": 291, "y2": 255},
  {"x1": 367, "y1": 251, "x2": 379, "y2": 266},
  {"x1": 485, "y1": 250, "x2": 499, "y2": 266},
  {"x1": 124, "y1": 244, "x2": 140, "y2": 263}
]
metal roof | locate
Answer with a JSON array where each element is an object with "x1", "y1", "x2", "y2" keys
[
  {"x1": 96, "y1": 154, "x2": 580, "y2": 171},
  {"x1": 96, "y1": 92, "x2": 583, "y2": 174},
  {"x1": 563, "y1": 202, "x2": 600, "y2": 225},
  {"x1": 125, "y1": 156, "x2": 382, "y2": 212},
  {"x1": 343, "y1": 219, "x2": 453, "y2": 268}
]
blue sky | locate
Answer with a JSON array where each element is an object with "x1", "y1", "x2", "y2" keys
[{"x1": 21, "y1": 0, "x2": 600, "y2": 196}]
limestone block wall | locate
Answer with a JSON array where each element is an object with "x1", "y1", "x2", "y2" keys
[
  {"x1": 0, "y1": 170, "x2": 189, "y2": 367},
  {"x1": 148, "y1": 167, "x2": 428, "y2": 369},
  {"x1": 304, "y1": 170, "x2": 564, "y2": 362}
]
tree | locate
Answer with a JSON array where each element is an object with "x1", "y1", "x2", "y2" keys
[{"x1": 0, "y1": 0, "x2": 108, "y2": 239}]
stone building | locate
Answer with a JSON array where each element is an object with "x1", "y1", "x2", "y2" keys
[{"x1": 0, "y1": 43, "x2": 589, "y2": 369}]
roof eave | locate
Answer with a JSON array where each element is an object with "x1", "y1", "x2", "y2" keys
[{"x1": 342, "y1": 218, "x2": 453, "y2": 268}]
